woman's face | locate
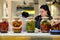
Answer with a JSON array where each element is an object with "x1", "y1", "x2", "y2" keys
[{"x1": 39, "y1": 8, "x2": 47, "y2": 17}]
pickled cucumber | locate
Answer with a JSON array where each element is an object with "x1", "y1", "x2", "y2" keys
[{"x1": 26, "y1": 20, "x2": 35, "y2": 33}]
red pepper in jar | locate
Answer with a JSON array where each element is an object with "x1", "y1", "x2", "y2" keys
[
  {"x1": 1, "y1": 21, "x2": 9, "y2": 33},
  {"x1": 1, "y1": 17, "x2": 9, "y2": 33}
]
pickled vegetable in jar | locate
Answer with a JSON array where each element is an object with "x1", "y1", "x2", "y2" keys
[
  {"x1": 1, "y1": 17, "x2": 9, "y2": 33},
  {"x1": 51, "y1": 17, "x2": 60, "y2": 30},
  {"x1": 26, "y1": 17, "x2": 35, "y2": 33},
  {"x1": 0, "y1": 22, "x2": 2, "y2": 32},
  {"x1": 12, "y1": 17, "x2": 22, "y2": 33},
  {"x1": 40, "y1": 17, "x2": 51, "y2": 33}
]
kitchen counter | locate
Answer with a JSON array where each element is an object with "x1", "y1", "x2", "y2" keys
[
  {"x1": 0, "y1": 31, "x2": 60, "y2": 36},
  {"x1": 0, "y1": 32, "x2": 60, "y2": 40}
]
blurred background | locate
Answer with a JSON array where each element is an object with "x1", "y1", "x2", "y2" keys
[{"x1": 0, "y1": 0, "x2": 60, "y2": 21}]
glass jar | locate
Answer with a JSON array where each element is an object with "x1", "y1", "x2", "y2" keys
[
  {"x1": 40, "y1": 17, "x2": 51, "y2": 33},
  {"x1": 1, "y1": 17, "x2": 9, "y2": 33},
  {"x1": 12, "y1": 17, "x2": 22, "y2": 33},
  {"x1": 50, "y1": 17, "x2": 60, "y2": 34},
  {"x1": 0, "y1": 21, "x2": 2, "y2": 32},
  {"x1": 26, "y1": 17, "x2": 35, "y2": 33},
  {"x1": 51, "y1": 17, "x2": 60, "y2": 30}
]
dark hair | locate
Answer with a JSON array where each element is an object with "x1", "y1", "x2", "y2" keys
[
  {"x1": 40, "y1": 4, "x2": 53, "y2": 20},
  {"x1": 22, "y1": 12, "x2": 29, "y2": 18}
]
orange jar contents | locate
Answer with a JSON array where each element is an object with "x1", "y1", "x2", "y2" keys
[
  {"x1": 51, "y1": 17, "x2": 60, "y2": 30},
  {"x1": 12, "y1": 17, "x2": 22, "y2": 33},
  {"x1": 40, "y1": 17, "x2": 51, "y2": 33}
]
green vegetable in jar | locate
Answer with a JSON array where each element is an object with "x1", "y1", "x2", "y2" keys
[{"x1": 26, "y1": 20, "x2": 35, "y2": 33}]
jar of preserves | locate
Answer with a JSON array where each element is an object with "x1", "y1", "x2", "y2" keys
[
  {"x1": 40, "y1": 17, "x2": 51, "y2": 33},
  {"x1": 12, "y1": 17, "x2": 22, "y2": 33},
  {"x1": 1, "y1": 17, "x2": 9, "y2": 33},
  {"x1": 51, "y1": 17, "x2": 60, "y2": 30},
  {"x1": 50, "y1": 17, "x2": 60, "y2": 34},
  {"x1": 26, "y1": 17, "x2": 35, "y2": 33},
  {"x1": 0, "y1": 21, "x2": 2, "y2": 32}
]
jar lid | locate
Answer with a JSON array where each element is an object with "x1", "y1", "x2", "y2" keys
[
  {"x1": 42, "y1": 17, "x2": 49, "y2": 19},
  {"x1": 53, "y1": 17, "x2": 60, "y2": 20},
  {"x1": 26, "y1": 17, "x2": 35, "y2": 21},
  {"x1": 2, "y1": 17, "x2": 8, "y2": 19},
  {"x1": 27, "y1": 17, "x2": 34, "y2": 20},
  {"x1": 2, "y1": 17, "x2": 8, "y2": 22},
  {"x1": 42, "y1": 17, "x2": 49, "y2": 20},
  {"x1": 13, "y1": 16, "x2": 20, "y2": 20}
]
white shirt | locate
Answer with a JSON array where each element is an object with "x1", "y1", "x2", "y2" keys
[{"x1": 21, "y1": 17, "x2": 27, "y2": 32}]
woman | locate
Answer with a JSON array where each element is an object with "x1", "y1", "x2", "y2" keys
[{"x1": 35, "y1": 4, "x2": 53, "y2": 29}]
